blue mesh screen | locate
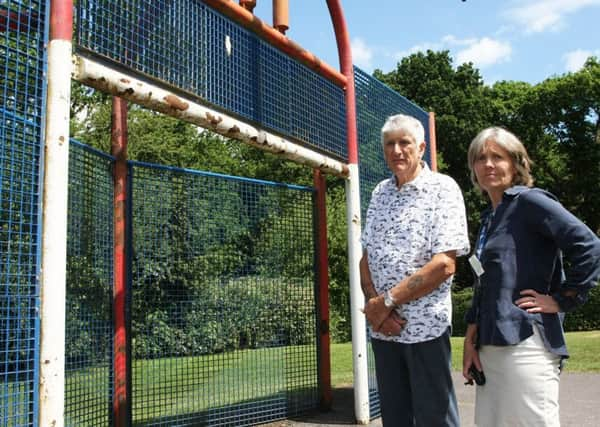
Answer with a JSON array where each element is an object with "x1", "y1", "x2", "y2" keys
[
  {"x1": 65, "y1": 141, "x2": 114, "y2": 426},
  {"x1": 354, "y1": 66, "x2": 431, "y2": 420},
  {"x1": 129, "y1": 162, "x2": 319, "y2": 426},
  {"x1": 355, "y1": 66, "x2": 430, "y2": 218},
  {"x1": 0, "y1": 1, "x2": 47, "y2": 425},
  {"x1": 74, "y1": 0, "x2": 347, "y2": 160}
]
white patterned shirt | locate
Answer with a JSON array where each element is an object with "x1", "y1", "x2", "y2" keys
[{"x1": 361, "y1": 163, "x2": 470, "y2": 343}]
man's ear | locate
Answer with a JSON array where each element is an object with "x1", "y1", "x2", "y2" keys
[{"x1": 418, "y1": 141, "x2": 426, "y2": 157}]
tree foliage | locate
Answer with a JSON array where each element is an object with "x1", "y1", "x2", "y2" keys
[{"x1": 374, "y1": 53, "x2": 600, "y2": 293}]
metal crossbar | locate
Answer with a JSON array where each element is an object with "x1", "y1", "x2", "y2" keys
[
  {"x1": 75, "y1": 0, "x2": 347, "y2": 160},
  {"x1": 0, "y1": 1, "x2": 47, "y2": 426}
]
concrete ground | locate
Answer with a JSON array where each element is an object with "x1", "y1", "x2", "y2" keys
[{"x1": 262, "y1": 371, "x2": 600, "y2": 426}]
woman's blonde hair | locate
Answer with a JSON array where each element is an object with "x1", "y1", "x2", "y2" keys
[{"x1": 467, "y1": 127, "x2": 534, "y2": 191}]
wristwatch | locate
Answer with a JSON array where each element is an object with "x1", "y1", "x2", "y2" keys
[{"x1": 383, "y1": 289, "x2": 397, "y2": 308}]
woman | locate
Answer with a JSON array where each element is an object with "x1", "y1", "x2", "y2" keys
[{"x1": 462, "y1": 127, "x2": 600, "y2": 427}]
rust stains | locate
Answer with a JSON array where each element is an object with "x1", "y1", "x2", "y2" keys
[
  {"x1": 227, "y1": 125, "x2": 240, "y2": 135},
  {"x1": 205, "y1": 112, "x2": 223, "y2": 126},
  {"x1": 164, "y1": 95, "x2": 189, "y2": 111},
  {"x1": 117, "y1": 87, "x2": 134, "y2": 97}
]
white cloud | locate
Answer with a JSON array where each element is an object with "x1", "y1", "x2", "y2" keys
[
  {"x1": 393, "y1": 42, "x2": 443, "y2": 61},
  {"x1": 563, "y1": 49, "x2": 600, "y2": 72},
  {"x1": 441, "y1": 35, "x2": 477, "y2": 47},
  {"x1": 351, "y1": 37, "x2": 373, "y2": 69},
  {"x1": 454, "y1": 37, "x2": 512, "y2": 68},
  {"x1": 506, "y1": 0, "x2": 600, "y2": 34},
  {"x1": 392, "y1": 36, "x2": 512, "y2": 70}
]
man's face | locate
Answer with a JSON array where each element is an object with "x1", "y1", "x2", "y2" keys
[{"x1": 383, "y1": 129, "x2": 425, "y2": 185}]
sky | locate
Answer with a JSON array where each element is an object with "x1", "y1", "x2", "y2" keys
[{"x1": 252, "y1": 0, "x2": 600, "y2": 85}]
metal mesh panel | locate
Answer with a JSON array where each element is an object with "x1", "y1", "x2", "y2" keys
[
  {"x1": 1, "y1": 1, "x2": 47, "y2": 425},
  {"x1": 75, "y1": 0, "x2": 347, "y2": 160},
  {"x1": 129, "y1": 163, "x2": 318, "y2": 426},
  {"x1": 354, "y1": 66, "x2": 432, "y2": 419},
  {"x1": 355, "y1": 66, "x2": 430, "y2": 218},
  {"x1": 65, "y1": 141, "x2": 114, "y2": 426}
]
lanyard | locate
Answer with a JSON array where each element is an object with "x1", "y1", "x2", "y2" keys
[{"x1": 475, "y1": 212, "x2": 494, "y2": 259}]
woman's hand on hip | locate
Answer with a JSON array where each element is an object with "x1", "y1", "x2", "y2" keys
[{"x1": 515, "y1": 289, "x2": 560, "y2": 314}]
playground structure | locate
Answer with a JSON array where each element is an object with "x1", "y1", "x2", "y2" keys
[{"x1": 1, "y1": 1, "x2": 436, "y2": 425}]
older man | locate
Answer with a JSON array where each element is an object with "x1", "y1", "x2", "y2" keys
[{"x1": 361, "y1": 114, "x2": 470, "y2": 426}]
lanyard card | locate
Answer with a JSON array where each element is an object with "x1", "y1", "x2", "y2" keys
[{"x1": 468, "y1": 255, "x2": 485, "y2": 277}]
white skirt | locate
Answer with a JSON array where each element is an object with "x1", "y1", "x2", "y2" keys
[{"x1": 475, "y1": 326, "x2": 561, "y2": 427}]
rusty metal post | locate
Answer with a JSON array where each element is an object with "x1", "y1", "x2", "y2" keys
[
  {"x1": 428, "y1": 112, "x2": 438, "y2": 172},
  {"x1": 314, "y1": 170, "x2": 332, "y2": 410},
  {"x1": 326, "y1": 0, "x2": 369, "y2": 423},
  {"x1": 111, "y1": 97, "x2": 129, "y2": 427},
  {"x1": 239, "y1": 0, "x2": 256, "y2": 12},
  {"x1": 273, "y1": 0, "x2": 289, "y2": 34}
]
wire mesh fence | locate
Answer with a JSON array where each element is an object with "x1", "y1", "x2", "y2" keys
[
  {"x1": 128, "y1": 163, "x2": 319, "y2": 426},
  {"x1": 1, "y1": 1, "x2": 434, "y2": 424},
  {"x1": 74, "y1": 0, "x2": 347, "y2": 160},
  {"x1": 0, "y1": 1, "x2": 47, "y2": 425},
  {"x1": 354, "y1": 66, "x2": 432, "y2": 419},
  {"x1": 65, "y1": 141, "x2": 114, "y2": 427}
]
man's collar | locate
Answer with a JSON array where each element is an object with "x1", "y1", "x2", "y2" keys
[{"x1": 391, "y1": 162, "x2": 431, "y2": 190}]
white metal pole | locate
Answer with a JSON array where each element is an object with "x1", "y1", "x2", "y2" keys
[
  {"x1": 346, "y1": 164, "x2": 370, "y2": 424},
  {"x1": 71, "y1": 56, "x2": 349, "y2": 179},
  {"x1": 38, "y1": 37, "x2": 72, "y2": 427}
]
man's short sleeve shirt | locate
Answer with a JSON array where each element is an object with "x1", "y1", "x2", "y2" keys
[{"x1": 361, "y1": 164, "x2": 470, "y2": 343}]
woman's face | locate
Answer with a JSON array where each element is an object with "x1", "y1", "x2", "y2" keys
[{"x1": 473, "y1": 139, "x2": 516, "y2": 197}]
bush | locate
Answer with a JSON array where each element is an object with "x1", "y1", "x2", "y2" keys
[
  {"x1": 451, "y1": 285, "x2": 600, "y2": 336},
  {"x1": 452, "y1": 287, "x2": 474, "y2": 336},
  {"x1": 131, "y1": 276, "x2": 317, "y2": 359},
  {"x1": 563, "y1": 286, "x2": 600, "y2": 331}
]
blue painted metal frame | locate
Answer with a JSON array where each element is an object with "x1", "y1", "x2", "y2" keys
[
  {"x1": 127, "y1": 160, "x2": 319, "y2": 426},
  {"x1": 64, "y1": 140, "x2": 115, "y2": 427},
  {"x1": 74, "y1": 0, "x2": 347, "y2": 161},
  {"x1": 0, "y1": 1, "x2": 48, "y2": 425}
]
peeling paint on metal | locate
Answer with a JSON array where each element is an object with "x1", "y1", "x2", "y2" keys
[{"x1": 164, "y1": 94, "x2": 189, "y2": 111}]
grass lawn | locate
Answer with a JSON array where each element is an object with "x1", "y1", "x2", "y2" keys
[{"x1": 330, "y1": 330, "x2": 600, "y2": 387}]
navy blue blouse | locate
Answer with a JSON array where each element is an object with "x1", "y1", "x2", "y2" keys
[{"x1": 466, "y1": 186, "x2": 600, "y2": 357}]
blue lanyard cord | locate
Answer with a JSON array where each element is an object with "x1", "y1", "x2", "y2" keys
[{"x1": 475, "y1": 213, "x2": 493, "y2": 259}]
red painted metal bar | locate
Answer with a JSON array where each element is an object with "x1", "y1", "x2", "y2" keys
[
  {"x1": 203, "y1": 0, "x2": 346, "y2": 88},
  {"x1": 111, "y1": 97, "x2": 129, "y2": 427},
  {"x1": 428, "y1": 112, "x2": 438, "y2": 172},
  {"x1": 326, "y1": 0, "x2": 358, "y2": 164},
  {"x1": 239, "y1": 0, "x2": 256, "y2": 12},
  {"x1": 326, "y1": 2, "x2": 370, "y2": 423},
  {"x1": 273, "y1": 0, "x2": 289, "y2": 34},
  {"x1": 50, "y1": 0, "x2": 73, "y2": 40},
  {"x1": 314, "y1": 169, "x2": 332, "y2": 410}
]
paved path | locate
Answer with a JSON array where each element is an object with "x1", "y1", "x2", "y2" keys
[{"x1": 262, "y1": 372, "x2": 600, "y2": 426}]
